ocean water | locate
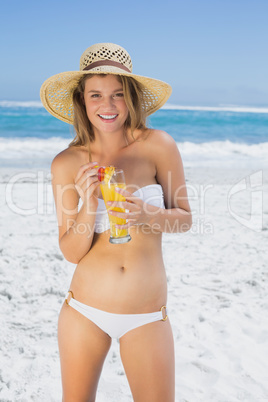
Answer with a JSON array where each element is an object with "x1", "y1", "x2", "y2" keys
[{"x1": 0, "y1": 101, "x2": 267, "y2": 168}]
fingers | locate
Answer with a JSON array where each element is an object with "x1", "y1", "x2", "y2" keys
[
  {"x1": 76, "y1": 168, "x2": 98, "y2": 188},
  {"x1": 74, "y1": 161, "x2": 98, "y2": 183},
  {"x1": 114, "y1": 187, "x2": 138, "y2": 199},
  {"x1": 84, "y1": 179, "x2": 100, "y2": 199},
  {"x1": 74, "y1": 162, "x2": 100, "y2": 202},
  {"x1": 75, "y1": 162, "x2": 98, "y2": 187},
  {"x1": 75, "y1": 176, "x2": 97, "y2": 199}
]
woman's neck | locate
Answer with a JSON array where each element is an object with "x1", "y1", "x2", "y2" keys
[{"x1": 90, "y1": 129, "x2": 129, "y2": 157}]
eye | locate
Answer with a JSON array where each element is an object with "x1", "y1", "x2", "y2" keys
[
  {"x1": 114, "y1": 92, "x2": 124, "y2": 98},
  {"x1": 91, "y1": 94, "x2": 101, "y2": 98}
]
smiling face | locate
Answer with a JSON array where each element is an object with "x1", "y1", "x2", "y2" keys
[{"x1": 83, "y1": 75, "x2": 129, "y2": 135}]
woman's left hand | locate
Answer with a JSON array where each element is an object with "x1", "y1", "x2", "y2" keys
[{"x1": 106, "y1": 187, "x2": 158, "y2": 230}]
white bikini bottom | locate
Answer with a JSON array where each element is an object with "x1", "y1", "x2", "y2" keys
[{"x1": 65, "y1": 291, "x2": 168, "y2": 339}]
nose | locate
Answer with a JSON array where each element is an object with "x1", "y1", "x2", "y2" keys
[{"x1": 101, "y1": 95, "x2": 115, "y2": 109}]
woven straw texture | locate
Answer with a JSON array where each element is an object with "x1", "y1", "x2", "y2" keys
[{"x1": 40, "y1": 43, "x2": 172, "y2": 124}]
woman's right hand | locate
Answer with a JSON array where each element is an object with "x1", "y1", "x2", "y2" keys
[{"x1": 74, "y1": 162, "x2": 100, "y2": 207}]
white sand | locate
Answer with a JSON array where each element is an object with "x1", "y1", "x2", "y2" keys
[{"x1": 0, "y1": 164, "x2": 268, "y2": 401}]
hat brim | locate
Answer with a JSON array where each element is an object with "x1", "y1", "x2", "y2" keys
[{"x1": 40, "y1": 68, "x2": 172, "y2": 124}]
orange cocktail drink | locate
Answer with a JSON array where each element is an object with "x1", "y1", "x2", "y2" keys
[{"x1": 98, "y1": 167, "x2": 131, "y2": 244}]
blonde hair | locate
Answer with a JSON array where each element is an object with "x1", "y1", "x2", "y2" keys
[{"x1": 69, "y1": 74, "x2": 148, "y2": 157}]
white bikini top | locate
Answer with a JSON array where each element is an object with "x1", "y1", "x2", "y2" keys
[{"x1": 94, "y1": 184, "x2": 165, "y2": 234}]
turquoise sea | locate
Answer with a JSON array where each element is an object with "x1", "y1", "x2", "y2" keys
[{"x1": 0, "y1": 101, "x2": 267, "y2": 168}]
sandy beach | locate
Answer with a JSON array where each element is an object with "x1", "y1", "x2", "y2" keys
[
  {"x1": 0, "y1": 162, "x2": 268, "y2": 401},
  {"x1": 2, "y1": 0, "x2": 268, "y2": 398}
]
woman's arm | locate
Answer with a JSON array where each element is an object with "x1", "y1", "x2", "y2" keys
[
  {"x1": 108, "y1": 130, "x2": 192, "y2": 234},
  {"x1": 51, "y1": 151, "x2": 99, "y2": 263},
  {"x1": 150, "y1": 130, "x2": 192, "y2": 233}
]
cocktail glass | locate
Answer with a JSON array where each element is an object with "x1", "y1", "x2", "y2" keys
[{"x1": 100, "y1": 167, "x2": 132, "y2": 244}]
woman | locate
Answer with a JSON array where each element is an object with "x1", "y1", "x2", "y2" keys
[{"x1": 40, "y1": 43, "x2": 192, "y2": 402}]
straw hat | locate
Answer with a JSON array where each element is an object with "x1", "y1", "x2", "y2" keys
[{"x1": 40, "y1": 43, "x2": 172, "y2": 124}]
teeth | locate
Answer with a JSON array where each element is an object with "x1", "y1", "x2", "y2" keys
[{"x1": 99, "y1": 114, "x2": 117, "y2": 120}]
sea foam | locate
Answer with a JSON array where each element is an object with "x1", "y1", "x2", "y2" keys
[
  {"x1": 1, "y1": 101, "x2": 268, "y2": 114},
  {"x1": 162, "y1": 104, "x2": 268, "y2": 114},
  {"x1": 0, "y1": 137, "x2": 69, "y2": 167},
  {"x1": 0, "y1": 137, "x2": 267, "y2": 169},
  {"x1": 0, "y1": 100, "x2": 43, "y2": 108}
]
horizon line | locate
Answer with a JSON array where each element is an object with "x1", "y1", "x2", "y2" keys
[{"x1": 1, "y1": 100, "x2": 268, "y2": 114}]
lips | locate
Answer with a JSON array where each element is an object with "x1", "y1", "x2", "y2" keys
[{"x1": 98, "y1": 114, "x2": 118, "y2": 121}]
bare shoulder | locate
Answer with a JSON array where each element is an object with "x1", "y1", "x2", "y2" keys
[
  {"x1": 51, "y1": 146, "x2": 86, "y2": 180},
  {"x1": 144, "y1": 130, "x2": 190, "y2": 211},
  {"x1": 144, "y1": 129, "x2": 185, "y2": 182},
  {"x1": 51, "y1": 146, "x2": 80, "y2": 168},
  {"x1": 142, "y1": 129, "x2": 179, "y2": 156}
]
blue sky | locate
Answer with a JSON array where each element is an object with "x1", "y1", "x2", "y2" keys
[{"x1": 1, "y1": 0, "x2": 268, "y2": 106}]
